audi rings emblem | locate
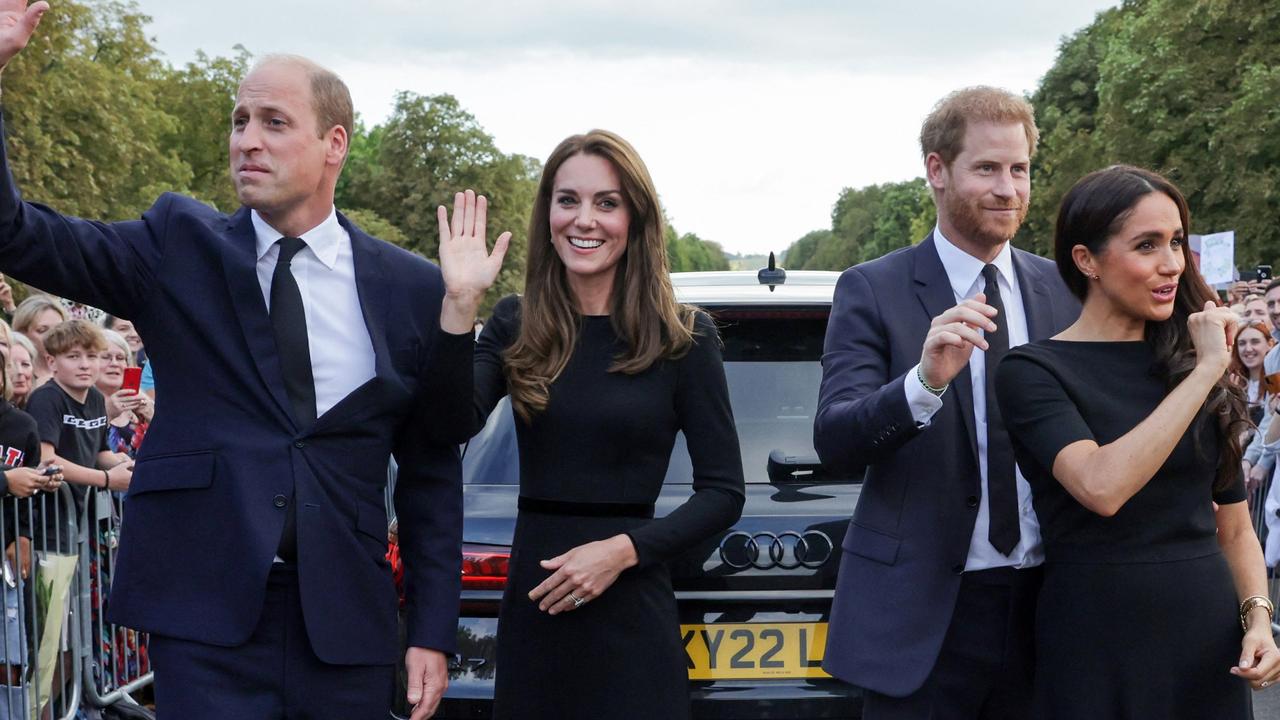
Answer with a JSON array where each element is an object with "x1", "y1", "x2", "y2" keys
[{"x1": 718, "y1": 530, "x2": 834, "y2": 570}]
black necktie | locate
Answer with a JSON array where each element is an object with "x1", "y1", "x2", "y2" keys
[
  {"x1": 270, "y1": 237, "x2": 317, "y2": 428},
  {"x1": 270, "y1": 237, "x2": 314, "y2": 562},
  {"x1": 982, "y1": 264, "x2": 1020, "y2": 556}
]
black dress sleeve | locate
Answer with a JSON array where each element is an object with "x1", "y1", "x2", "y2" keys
[
  {"x1": 470, "y1": 294, "x2": 520, "y2": 431},
  {"x1": 625, "y1": 313, "x2": 746, "y2": 568},
  {"x1": 1213, "y1": 470, "x2": 1248, "y2": 505},
  {"x1": 995, "y1": 349, "x2": 1096, "y2": 475}
]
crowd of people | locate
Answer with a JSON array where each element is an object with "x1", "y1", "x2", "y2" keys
[{"x1": 0, "y1": 296, "x2": 147, "y2": 717}]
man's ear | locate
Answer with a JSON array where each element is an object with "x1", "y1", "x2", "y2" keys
[
  {"x1": 326, "y1": 125, "x2": 348, "y2": 168},
  {"x1": 925, "y1": 152, "x2": 948, "y2": 192}
]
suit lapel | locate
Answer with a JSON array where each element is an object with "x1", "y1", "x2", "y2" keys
[
  {"x1": 220, "y1": 208, "x2": 296, "y2": 429},
  {"x1": 1012, "y1": 249, "x2": 1055, "y2": 341},
  {"x1": 344, "y1": 216, "x2": 394, "y2": 383},
  {"x1": 913, "y1": 234, "x2": 980, "y2": 470}
]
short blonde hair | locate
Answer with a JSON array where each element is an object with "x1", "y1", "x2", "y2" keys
[
  {"x1": 12, "y1": 295, "x2": 69, "y2": 335},
  {"x1": 920, "y1": 86, "x2": 1039, "y2": 166}
]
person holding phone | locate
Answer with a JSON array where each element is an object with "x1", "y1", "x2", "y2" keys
[
  {"x1": 97, "y1": 329, "x2": 150, "y2": 457},
  {"x1": 995, "y1": 165, "x2": 1277, "y2": 718}
]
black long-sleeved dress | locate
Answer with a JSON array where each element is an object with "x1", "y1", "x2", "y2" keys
[{"x1": 474, "y1": 295, "x2": 745, "y2": 719}]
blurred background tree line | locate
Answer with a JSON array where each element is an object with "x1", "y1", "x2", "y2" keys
[
  {"x1": 783, "y1": 0, "x2": 1280, "y2": 271},
  {"x1": 0, "y1": 0, "x2": 727, "y2": 314}
]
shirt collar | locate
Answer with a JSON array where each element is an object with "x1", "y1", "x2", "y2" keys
[
  {"x1": 251, "y1": 208, "x2": 343, "y2": 270},
  {"x1": 932, "y1": 224, "x2": 1017, "y2": 299}
]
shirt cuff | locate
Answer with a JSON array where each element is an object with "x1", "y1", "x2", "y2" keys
[{"x1": 903, "y1": 363, "x2": 944, "y2": 427}]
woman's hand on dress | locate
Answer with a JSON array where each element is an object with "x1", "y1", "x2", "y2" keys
[
  {"x1": 1232, "y1": 619, "x2": 1280, "y2": 689},
  {"x1": 1188, "y1": 301, "x2": 1240, "y2": 378},
  {"x1": 437, "y1": 189, "x2": 511, "y2": 334},
  {"x1": 529, "y1": 534, "x2": 639, "y2": 615}
]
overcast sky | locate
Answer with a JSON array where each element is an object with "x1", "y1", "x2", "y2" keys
[{"x1": 131, "y1": 1, "x2": 1119, "y2": 256}]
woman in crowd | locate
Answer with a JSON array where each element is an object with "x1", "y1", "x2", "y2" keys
[
  {"x1": 1231, "y1": 320, "x2": 1274, "y2": 428},
  {"x1": 11, "y1": 296, "x2": 68, "y2": 390},
  {"x1": 6, "y1": 334, "x2": 35, "y2": 410},
  {"x1": 995, "y1": 165, "x2": 1277, "y2": 719},
  {"x1": 442, "y1": 130, "x2": 745, "y2": 719},
  {"x1": 102, "y1": 315, "x2": 146, "y2": 368},
  {"x1": 96, "y1": 330, "x2": 151, "y2": 457}
]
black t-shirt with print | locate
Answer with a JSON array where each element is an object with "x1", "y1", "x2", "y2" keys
[
  {"x1": 0, "y1": 400, "x2": 40, "y2": 547},
  {"x1": 25, "y1": 382, "x2": 109, "y2": 553}
]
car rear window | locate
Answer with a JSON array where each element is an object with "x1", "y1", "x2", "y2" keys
[{"x1": 462, "y1": 305, "x2": 854, "y2": 485}]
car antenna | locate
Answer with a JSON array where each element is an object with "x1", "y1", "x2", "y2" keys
[{"x1": 757, "y1": 252, "x2": 786, "y2": 292}]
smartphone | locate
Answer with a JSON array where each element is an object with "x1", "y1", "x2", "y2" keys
[
  {"x1": 40, "y1": 465, "x2": 60, "y2": 477},
  {"x1": 1258, "y1": 265, "x2": 1272, "y2": 282},
  {"x1": 122, "y1": 367, "x2": 143, "y2": 393}
]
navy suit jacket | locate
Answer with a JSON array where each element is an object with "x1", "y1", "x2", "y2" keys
[
  {"x1": 0, "y1": 116, "x2": 470, "y2": 665},
  {"x1": 814, "y1": 234, "x2": 1079, "y2": 696}
]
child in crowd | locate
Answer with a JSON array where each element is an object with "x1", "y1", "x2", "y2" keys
[{"x1": 22, "y1": 320, "x2": 132, "y2": 717}]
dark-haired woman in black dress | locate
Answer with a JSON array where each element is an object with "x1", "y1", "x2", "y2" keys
[{"x1": 995, "y1": 165, "x2": 1279, "y2": 719}]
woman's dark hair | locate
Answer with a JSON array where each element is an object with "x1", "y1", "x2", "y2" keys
[{"x1": 1053, "y1": 164, "x2": 1248, "y2": 492}]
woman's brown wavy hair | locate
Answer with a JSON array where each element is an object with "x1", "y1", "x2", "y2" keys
[
  {"x1": 504, "y1": 130, "x2": 696, "y2": 421},
  {"x1": 1054, "y1": 165, "x2": 1249, "y2": 492}
]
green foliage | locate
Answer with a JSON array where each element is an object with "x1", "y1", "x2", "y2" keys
[
  {"x1": 343, "y1": 208, "x2": 411, "y2": 252},
  {"x1": 788, "y1": 179, "x2": 933, "y2": 271},
  {"x1": 666, "y1": 224, "x2": 730, "y2": 272},
  {"x1": 154, "y1": 47, "x2": 252, "y2": 212},
  {"x1": 2, "y1": 0, "x2": 190, "y2": 220},
  {"x1": 336, "y1": 92, "x2": 540, "y2": 308},
  {"x1": 788, "y1": 0, "x2": 1280, "y2": 270}
]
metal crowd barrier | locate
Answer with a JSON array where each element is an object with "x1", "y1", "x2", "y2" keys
[{"x1": 0, "y1": 482, "x2": 152, "y2": 720}]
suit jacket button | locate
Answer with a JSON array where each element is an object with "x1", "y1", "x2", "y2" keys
[
  {"x1": 273, "y1": 494, "x2": 287, "y2": 508},
  {"x1": 294, "y1": 441, "x2": 305, "y2": 449},
  {"x1": 966, "y1": 495, "x2": 978, "y2": 508}
]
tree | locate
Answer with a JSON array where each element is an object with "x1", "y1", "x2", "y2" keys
[
  {"x1": 154, "y1": 46, "x2": 252, "y2": 212},
  {"x1": 1, "y1": 0, "x2": 191, "y2": 220},
  {"x1": 338, "y1": 92, "x2": 539, "y2": 308}
]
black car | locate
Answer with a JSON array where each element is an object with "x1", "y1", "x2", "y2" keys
[{"x1": 436, "y1": 269, "x2": 863, "y2": 719}]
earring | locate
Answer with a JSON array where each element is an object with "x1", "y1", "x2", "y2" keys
[{"x1": 1091, "y1": 274, "x2": 1100, "y2": 281}]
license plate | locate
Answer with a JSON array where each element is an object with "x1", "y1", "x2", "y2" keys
[{"x1": 682, "y1": 622, "x2": 830, "y2": 680}]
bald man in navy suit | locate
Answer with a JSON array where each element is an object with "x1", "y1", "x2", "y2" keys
[{"x1": 0, "y1": 3, "x2": 509, "y2": 718}]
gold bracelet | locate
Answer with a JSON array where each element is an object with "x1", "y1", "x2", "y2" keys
[{"x1": 1240, "y1": 594, "x2": 1275, "y2": 631}]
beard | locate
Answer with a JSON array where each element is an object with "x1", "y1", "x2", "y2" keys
[{"x1": 943, "y1": 191, "x2": 1028, "y2": 248}]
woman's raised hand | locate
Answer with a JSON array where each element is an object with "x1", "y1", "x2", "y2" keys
[
  {"x1": 437, "y1": 189, "x2": 511, "y2": 334},
  {"x1": 1188, "y1": 301, "x2": 1240, "y2": 377}
]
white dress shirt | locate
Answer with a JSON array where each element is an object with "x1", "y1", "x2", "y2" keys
[
  {"x1": 903, "y1": 226, "x2": 1043, "y2": 571},
  {"x1": 252, "y1": 209, "x2": 376, "y2": 419}
]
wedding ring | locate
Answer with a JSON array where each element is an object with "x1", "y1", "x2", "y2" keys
[{"x1": 567, "y1": 593, "x2": 584, "y2": 608}]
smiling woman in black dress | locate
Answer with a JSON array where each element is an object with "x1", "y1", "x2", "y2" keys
[
  {"x1": 453, "y1": 129, "x2": 745, "y2": 719},
  {"x1": 995, "y1": 166, "x2": 1280, "y2": 719}
]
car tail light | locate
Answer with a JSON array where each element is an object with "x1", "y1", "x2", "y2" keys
[{"x1": 461, "y1": 543, "x2": 510, "y2": 590}]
